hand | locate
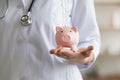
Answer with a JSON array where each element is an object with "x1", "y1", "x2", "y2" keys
[{"x1": 50, "y1": 46, "x2": 94, "y2": 64}]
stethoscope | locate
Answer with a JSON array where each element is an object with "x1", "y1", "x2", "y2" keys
[
  {"x1": 0, "y1": 0, "x2": 35, "y2": 26},
  {"x1": 21, "y1": 0, "x2": 35, "y2": 26}
]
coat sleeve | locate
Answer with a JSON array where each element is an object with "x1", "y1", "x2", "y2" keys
[{"x1": 70, "y1": 0, "x2": 101, "y2": 69}]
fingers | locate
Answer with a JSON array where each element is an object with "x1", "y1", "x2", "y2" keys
[
  {"x1": 84, "y1": 45, "x2": 94, "y2": 57},
  {"x1": 87, "y1": 45, "x2": 94, "y2": 51},
  {"x1": 81, "y1": 50, "x2": 91, "y2": 57},
  {"x1": 55, "y1": 49, "x2": 77, "y2": 60},
  {"x1": 50, "y1": 49, "x2": 57, "y2": 54},
  {"x1": 50, "y1": 47, "x2": 62, "y2": 54},
  {"x1": 82, "y1": 52, "x2": 94, "y2": 64},
  {"x1": 49, "y1": 45, "x2": 94, "y2": 64},
  {"x1": 77, "y1": 45, "x2": 94, "y2": 57}
]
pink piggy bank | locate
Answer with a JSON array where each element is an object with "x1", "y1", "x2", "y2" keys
[{"x1": 55, "y1": 26, "x2": 79, "y2": 52}]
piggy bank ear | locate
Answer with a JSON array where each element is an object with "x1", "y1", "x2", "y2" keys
[
  {"x1": 71, "y1": 26, "x2": 78, "y2": 32},
  {"x1": 56, "y1": 26, "x2": 63, "y2": 31}
]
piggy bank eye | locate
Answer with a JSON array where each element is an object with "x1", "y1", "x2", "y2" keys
[
  {"x1": 70, "y1": 30, "x2": 72, "y2": 32},
  {"x1": 61, "y1": 31, "x2": 63, "y2": 32}
]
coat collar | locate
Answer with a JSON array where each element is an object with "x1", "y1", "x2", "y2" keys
[{"x1": 22, "y1": 0, "x2": 32, "y2": 11}]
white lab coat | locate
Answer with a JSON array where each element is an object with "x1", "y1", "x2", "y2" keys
[{"x1": 0, "y1": 0, "x2": 100, "y2": 80}]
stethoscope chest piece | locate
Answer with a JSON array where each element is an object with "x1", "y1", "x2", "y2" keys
[
  {"x1": 20, "y1": 0, "x2": 35, "y2": 26},
  {"x1": 20, "y1": 12, "x2": 32, "y2": 26}
]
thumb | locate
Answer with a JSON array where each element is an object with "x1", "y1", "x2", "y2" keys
[
  {"x1": 87, "y1": 45, "x2": 94, "y2": 51},
  {"x1": 82, "y1": 45, "x2": 94, "y2": 57}
]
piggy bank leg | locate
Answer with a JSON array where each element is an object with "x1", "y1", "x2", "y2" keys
[
  {"x1": 56, "y1": 45, "x2": 63, "y2": 52},
  {"x1": 71, "y1": 45, "x2": 78, "y2": 52}
]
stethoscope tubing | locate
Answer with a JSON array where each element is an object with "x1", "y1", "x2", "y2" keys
[{"x1": 27, "y1": 0, "x2": 35, "y2": 12}]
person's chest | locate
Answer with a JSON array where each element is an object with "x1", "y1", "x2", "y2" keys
[{"x1": 7, "y1": 0, "x2": 73, "y2": 25}]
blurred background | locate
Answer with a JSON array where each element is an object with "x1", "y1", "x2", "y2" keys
[{"x1": 81, "y1": 0, "x2": 120, "y2": 80}]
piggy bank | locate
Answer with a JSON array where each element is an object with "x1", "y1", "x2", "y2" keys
[{"x1": 55, "y1": 26, "x2": 79, "y2": 52}]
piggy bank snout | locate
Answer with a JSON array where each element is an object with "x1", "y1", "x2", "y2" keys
[{"x1": 61, "y1": 34, "x2": 71, "y2": 42}]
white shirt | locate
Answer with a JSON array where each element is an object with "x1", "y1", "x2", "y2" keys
[{"x1": 0, "y1": 0, "x2": 100, "y2": 80}]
